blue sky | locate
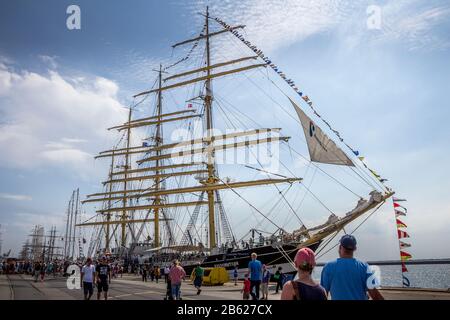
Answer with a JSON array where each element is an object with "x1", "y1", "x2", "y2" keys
[{"x1": 1, "y1": 0, "x2": 449, "y2": 262}]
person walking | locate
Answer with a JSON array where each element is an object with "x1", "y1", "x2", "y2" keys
[
  {"x1": 281, "y1": 248, "x2": 327, "y2": 300},
  {"x1": 320, "y1": 235, "x2": 384, "y2": 300},
  {"x1": 241, "y1": 274, "x2": 251, "y2": 300},
  {"x1": 247, "y1": 252, "x2": 262, "y2": 300},
  {"x1": 274, "y1": 266, "x2": 284, "y2": 293},
  {"x1": 33, "y1": 261, "x2": 41, "y2": 282},
  {"x1": 40, "y1": 263, "x2": 46, "y2": 282},
  {"x1": 169, "y1": 260, "x2": 186, "y2": 300},
  {"x1": 95, "y1": 256, "x2": 111, "y2": 300},
  {"x1": 142, "y1": 265, "x2": 148, "y2": 282},
  {"x1": 233, "y1": 266, "x2": 239, "y2": 286},
  {"x1": 150, "y1": 266, "x2": 155, "y2": 282},
  {"x1": 81, "y1": 257, "x2": 96, "y2": 300},
  {"x1": 260, "y1": 264, "x2": 271, "y2": 300},
  {"x1": 193, "y1": 263, "x2": 204, "y2": 295},
  {"x1": 154, "y1": 266, "x2": 161, "y2": 283},
  {"x1": 164, "y1": 265, "x2": 170, "y2": 283}
]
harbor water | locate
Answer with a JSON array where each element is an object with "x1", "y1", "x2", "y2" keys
[{"x1": 311, "y1": 264, "x2": 450, "y2": 289}]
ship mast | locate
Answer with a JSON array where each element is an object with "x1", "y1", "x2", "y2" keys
[
  {"x1": 153, "y1": 64, "x2": 163, "y2": 247},
  {"x1": 204, "y1": 6, "x2": 218, "y2": 249},
  {"x1": 105, "y1": 150, "x2": 115, "y2": 252},
  {"x1": 121, "y1": 108, "x2": 132, "y2": 247},
  {"x1": 80, "y1": 8, "x2": 303, "y2": 254}
]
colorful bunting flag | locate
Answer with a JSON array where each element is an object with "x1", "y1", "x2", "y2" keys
[
  {"x1": 213, "y1": 15, "x2": 389, "y2": 187},
  {"x1": 400, "y1": 251, "x2": 412, "y2": 261},
  {"x1": 393, "y1": 202, "x2": 407, "y2": 212},
  {"x1": 396, "y1": 218, "x2": 407, "y2": 229},
  {"x1": 398, "y1": 230, "x2": 410, "y2": 239},
  {"x1": 402, "y1": 275, "x2": 410, "y2": 287},
  {"x1": 393, "y1": 198, "x2": 412, "y2": 287},
  {"x1": 401, "y1": 262, "x2": 408, "y2": 273},
  {"x1": 399, "y1": 240, "x2": 411, "y2": 249},
  {"x1": 395, "y1": 209, "x2": 406, "y2": 217}
]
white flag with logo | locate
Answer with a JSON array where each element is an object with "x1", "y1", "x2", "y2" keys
[{"x1": 289, "y1": 98, "x2": 354, "y2": 166}]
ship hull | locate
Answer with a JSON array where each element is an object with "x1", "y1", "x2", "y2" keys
[{"x1": 182, "y1": 241, "x2": 322, "y2": 278}]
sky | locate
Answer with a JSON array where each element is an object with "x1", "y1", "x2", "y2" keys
[{"x1": 0, "y1": 0, "x2": 449, "y2": 262}]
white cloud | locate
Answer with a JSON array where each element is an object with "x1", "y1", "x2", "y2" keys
[
  {"x1": 0, "y1": 62, "x2": 128, "y2": 174},
  {"x1": 0, "y1": 193, "x2": 32, "y2": 201},
  {"x1": 187, "y1": 0, "x2": 450, "y2": 53},
  {"x1": 38, "y1": 55, "x2": 58, "y2": 69}
]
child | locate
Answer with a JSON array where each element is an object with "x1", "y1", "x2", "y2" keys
[{"x1": 241, "y1": 274, "x2": 251, "y2": 300}]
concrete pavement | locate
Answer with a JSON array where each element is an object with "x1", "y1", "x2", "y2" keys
[{"x1": 2, "y1": 274, "x2": 450, "y2": 300}]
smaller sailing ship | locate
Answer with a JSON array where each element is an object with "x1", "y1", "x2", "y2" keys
[{"x1": 78, "y1": 7, "x2": 394, "y2": 277}]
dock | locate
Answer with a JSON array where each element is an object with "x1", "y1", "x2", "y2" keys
[{"x1": 1, "y1": 274, "x2": 449, "y2": 300}]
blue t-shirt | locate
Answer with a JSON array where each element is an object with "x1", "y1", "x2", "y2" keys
[
  {"x1": 320, "y1": 258, "x2": 373, "y2": 300},
  {"x1": 248, "y1": 260, "x2": 262, "y2": 281}
]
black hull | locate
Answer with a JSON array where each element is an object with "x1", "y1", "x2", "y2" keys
[{"x1": 182, "y1": 241, "x2": 322, "y2": 276}]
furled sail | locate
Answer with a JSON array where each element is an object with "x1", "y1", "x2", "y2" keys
[{"x1": 289, "y1": 98, "x2": 354, "y2": 166}]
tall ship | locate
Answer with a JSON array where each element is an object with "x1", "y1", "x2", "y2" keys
[{"x1": 78, "y1": 7, "x2": 394, "y2": 277}]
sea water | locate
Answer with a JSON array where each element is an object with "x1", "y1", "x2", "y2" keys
[{"x1": 311, "y1": 264, "x2": 450, "y2": 289}]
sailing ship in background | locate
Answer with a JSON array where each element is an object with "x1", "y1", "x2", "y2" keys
[{"x1": 77, "y1": 7, "x2": 394, "y2": 276}]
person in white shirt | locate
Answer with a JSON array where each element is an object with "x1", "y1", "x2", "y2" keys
[
  {"x1": 164, "y1": 266, "x2": 170, "y2": 283},
  {"x1": 81, "y1": 257, "x2": 96, "y2": 300}
]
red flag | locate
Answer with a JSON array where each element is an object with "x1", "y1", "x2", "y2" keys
[
  {"x1": 398, "y1": 230, "x2": 410, "y2": 239},
  {"x1": 187, "y1": 103, "x2": 193, "y2": 108},
  {"x1": 402, "y1": 263, "x2": 408, "y2": 272},
  {"x1": 393, "y1": 202, "x2": 407, "y2": 212},
  {"x1": 400, "y1": 251, "x2": 412, "y2": 261},
  {"x1": 396, "y1": 218, "x2": 407, "y2": 229}
]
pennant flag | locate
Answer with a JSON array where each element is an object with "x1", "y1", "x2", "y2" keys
[
  {"x1": 396, "y1": 218, "x2": 407, "y2": 229},
  {"x1": 398, "y1": 230, "x2": 410, "y2": 239},
  {"x1": 142, "y1": 142, "x2": 148, "y2": 147},
  {"x1": 402, "y1": 275, "x2": 410, "y2": 287},
  {"x1": 393, "y1": 197, "x2": 407, "y2": 202},
  {"x1": 353, "y1": 150, "x2": 360, "y2": 156},
  {"x1": 187, "y1": 103, "x2": 193, "y2": 108},
  {"x1": 400, "y1": 251, "x2": 412, "y2": 261},
  {"x1": 393, "y1": 202, "x2": 407, "y2": 212},
  {"x1": 289, "y1": 98, "x2": 354, "y2": 166},
  {"x1": 401, "y1": 262, "x2": 408, "y2": 273},
  {"x1": 395, "y1": 210, "x2": 406, "y2": 217},
  {"x1": 399, "y1": 240, "x2": 411, "y2": 249},
  {"x1": 369, "y1": 169, "x2": 381, "y2": 178}
]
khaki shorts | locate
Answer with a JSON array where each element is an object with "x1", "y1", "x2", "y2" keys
[{"x1": 261, "y1": 283, "x2": 269, "y2": 295}]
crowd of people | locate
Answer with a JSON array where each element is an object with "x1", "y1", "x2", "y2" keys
[
  {"x1": 1, "y1": 234, "x2": 383, "y2": 300},
  {"x1": 242, "y1": 234, "x2": 384, "y2": 300}
]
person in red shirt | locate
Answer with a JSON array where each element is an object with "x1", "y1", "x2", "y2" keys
[{"x1": 241, "y1": 274, "x2": 251, "y2": 300}]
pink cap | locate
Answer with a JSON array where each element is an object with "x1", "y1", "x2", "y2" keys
[{"x1": 294, "y1": 248, "x2": 316, "y2": 268}]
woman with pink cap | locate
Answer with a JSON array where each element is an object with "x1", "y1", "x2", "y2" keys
[{"x1": 280, "y1": 248, "x2": 327, "y2": 300}]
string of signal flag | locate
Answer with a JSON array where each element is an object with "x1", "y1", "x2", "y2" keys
[{"x1": 212, "y1": 16, "x2": 389, "y2": 187}]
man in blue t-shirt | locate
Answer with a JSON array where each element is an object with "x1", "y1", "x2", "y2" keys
[
  {"x1": 248, "y1": 252, "x2": 263, "y2": 300},
  {"x1": 320, "y1": 235, "x2": 384, "y2": 300}
]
